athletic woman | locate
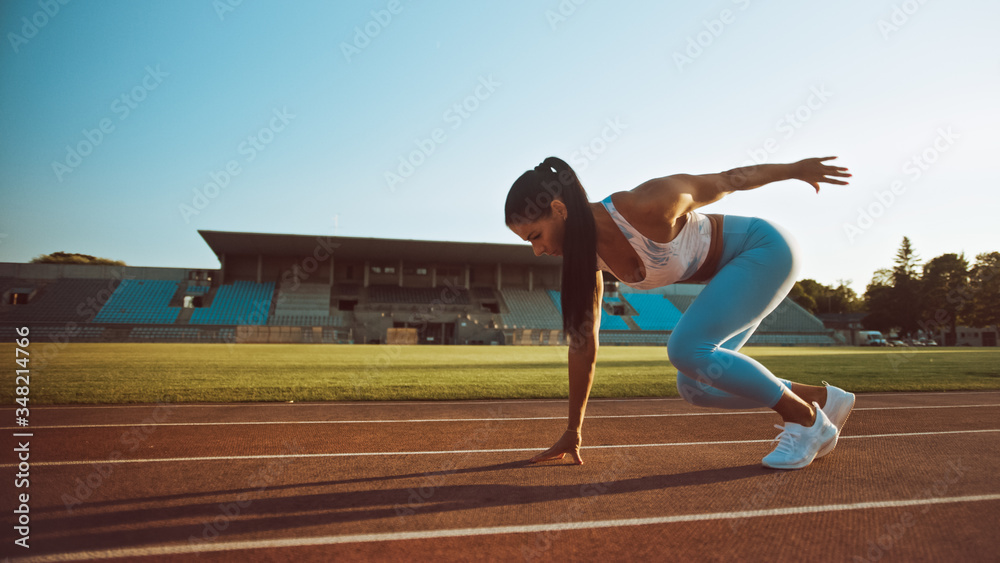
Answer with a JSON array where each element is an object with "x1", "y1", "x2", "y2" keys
[{"x1": 505, "y1": 156, "x2": 856, "y2": 469}]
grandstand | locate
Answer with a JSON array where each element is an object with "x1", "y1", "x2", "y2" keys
[
  {"x1": 92, "y1": 279, "x2": 182, "y2": 324},
  {"x1": 0, "y1": 229, "x2": 836, "y2": 346}
]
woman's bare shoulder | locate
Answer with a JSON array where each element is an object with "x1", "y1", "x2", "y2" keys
[{"x1": 622, "y1": 177, "x2": 691, "y2": 222}]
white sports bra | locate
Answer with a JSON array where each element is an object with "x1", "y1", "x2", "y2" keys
[{"x1": 595, "y1": 194, "x2": 718, "y2": 289}]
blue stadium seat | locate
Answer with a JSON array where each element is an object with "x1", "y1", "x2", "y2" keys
[
  {"x1": 190, "y1": 281, "x2": 274, "y2": 325},
  {"x1": 91, "y1": 280, "x2": 181, "y2": 324}
]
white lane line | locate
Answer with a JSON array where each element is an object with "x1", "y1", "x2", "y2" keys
[
  {"x1": 2, "y1": 390, "x2": 998, "y2": 410},
  {"x1": 13, "y1": 493, "x2": 1000, "y2": 562},
  {"x1": 4, "y1": 403, "x2": 998, "y2": 430},
  {"x1": 3, "y1": 429, "x2": 997, "y2": 468}
]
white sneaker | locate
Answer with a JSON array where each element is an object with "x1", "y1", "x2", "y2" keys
[
  {"x1": 762, "y1": 402, "x2": 837, "y2": 470},
  {"x1": 816, "y1": 382, "x2": 856, "y2": 459}
]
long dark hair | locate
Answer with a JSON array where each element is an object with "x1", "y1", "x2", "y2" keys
[{"x1": 505, "y1": 157, "x2": 597, "y2": 343}]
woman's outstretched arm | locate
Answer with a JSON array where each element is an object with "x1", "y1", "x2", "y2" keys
[{"x1": 646, "y1": 157, "x2": 851, "y2": 217}]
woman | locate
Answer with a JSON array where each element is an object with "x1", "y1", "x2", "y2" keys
[{"x1": 505, "y1": 156, "x2": 855, "y2": 470}]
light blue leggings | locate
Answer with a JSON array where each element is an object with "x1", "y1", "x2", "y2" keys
[{"x1": 668, "y1": 215, "x2": 797, "y2": 410}]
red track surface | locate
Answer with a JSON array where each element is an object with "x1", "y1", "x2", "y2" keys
[{"x1": 2, "y1": 391, "x2": 999, "y2": 562}]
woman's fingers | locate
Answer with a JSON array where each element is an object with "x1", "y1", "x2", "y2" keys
[{"x1": 529, "y1": 431, "x2": 583, "y2": 464}]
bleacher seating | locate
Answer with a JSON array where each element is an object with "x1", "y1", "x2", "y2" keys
[
  {"x1": 270, "y1": 282, "x2": 334, "y2": 326},
  {"x1": 471, "y1": 287, "x2": 497, "y2": 300},
  {"x1": 190, "y1": 281, "x2": 274, "y2": 325},
  {"x1": 599, "y1": 332, "x2": 670, "y2": 346},
  {"x1": 599, "y1": 310, "x2": 629, "y2": 330},
  {"x1": 546, "y1": 290, "x2": 629, "y2": 330},
  {"x1": 368, "y1": 285, "x2": 471, "y2": 305},
  {"x1": 499, "y1": 288, "x2": 561, "y2": 330},
  {"x1": 129, "y1": 327, "x2": 218, "y2": 342},
  {"x1": 268, "y1": 314, "x2": 342, "y2": 326},
  {"x1": 0, "y1": 278, "x2": 119, "y2": 324},
  {"x1": 625, "y1": 293, "x2": 683, "y2": 330},
  {"x1": 92, "y1": 279, "x2": 181, "y2": 324},
  {"x1": 665, "y1": 294, "x2": 697, "y2": 314},
  {"x1": 759, "y1": 300, "x2": 830, "y2": 333},
  {"x1": 746, "y1": 333, "x2": 837, "y2": 346}
]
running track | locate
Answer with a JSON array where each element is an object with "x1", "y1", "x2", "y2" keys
[{"x1": 2, "y1": 391, "x2": 999, "y2": 562}]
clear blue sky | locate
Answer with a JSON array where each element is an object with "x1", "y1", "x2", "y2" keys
[{"x1": 1, "y1": 0, "x2": 997, "y2": 293}]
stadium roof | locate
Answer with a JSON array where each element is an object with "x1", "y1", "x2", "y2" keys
[{"x1": 198, "y1": 230, "x2": 562, "y2": 267}]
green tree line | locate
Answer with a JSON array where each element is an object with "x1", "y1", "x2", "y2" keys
[{"x1": 790, "y1": 237, "x2": 1000, "y2": 340}]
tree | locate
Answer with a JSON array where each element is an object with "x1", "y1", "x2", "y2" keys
[
  {"x1": 920, "y1": 253, "x2": 969, "y2": 343},
  {"x1": 892, "y1": 236, "x2": 921, "y2": 283},
  {"x1": 890, "y1": 237, "x2": 923, "y2": 336},
  {"x1": 790, "y1": 281, "x2": 819, "y2": 313},
  {"x1": 792, "y1": 279, "x2": 863, "y2": 315},
  {"x1": 863, "y1": 268, "x2": 895, "y2": 332},
  {"x1": 963, "y1": 252, "x2": 1000, "y2": 328},
  {"x1": 831, "y1": 279, "x2": 864, "y2": 314},
  {"x1": 30, "y1": 252, "x2": 127, "y2": 266}
]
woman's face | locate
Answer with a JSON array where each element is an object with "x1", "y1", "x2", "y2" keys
[{"x1": 508, "y1": 202, "x2": 567, "y2": 257}]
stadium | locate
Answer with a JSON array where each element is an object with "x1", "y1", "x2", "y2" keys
[
  {"x1": 0, "y1": 229, "x2": 836, "y2": 348},
  {"x1": 4, "y1": 3, "x2": 999, "y2": 561}
]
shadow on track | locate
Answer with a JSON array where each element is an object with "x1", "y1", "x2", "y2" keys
[{"x1": 29, "y1": 462, "x2": 771, "y2": 555}]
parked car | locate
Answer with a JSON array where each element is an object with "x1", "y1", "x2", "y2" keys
[
  {"x1": 888, "y1": 340, "x2": 907, "y2": 347},
  {"x1": 858, "y1": 331, "x2": 888, "y2": 346}
]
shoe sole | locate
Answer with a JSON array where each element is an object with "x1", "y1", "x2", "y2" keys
[
  {"x1": 762, "y1": 428, "x2": 837, "y2": 469},
  {"x1": 816, "y1": 391, "x2": 856, "y2": 459}
]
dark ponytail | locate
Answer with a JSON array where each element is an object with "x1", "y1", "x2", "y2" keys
[{"x1": 505, "y1": 157, "x2": 597, "y2": 343}]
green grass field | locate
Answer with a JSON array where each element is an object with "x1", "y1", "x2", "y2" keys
[{"x1": 3, "y1": 343, "x2": 999, "y2": 405}]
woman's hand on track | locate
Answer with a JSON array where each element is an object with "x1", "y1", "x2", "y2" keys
[
  {"x1": 529, "y1": 429, "x2": 584, "y2": 465},
  {"x1": 793, "y1": 156, "x2": 851, "y2": 193}
]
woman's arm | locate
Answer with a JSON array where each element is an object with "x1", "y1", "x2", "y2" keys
[
  {"x1": 644, "y1": 157, "x2": 851, "y2": 217},
  {"x1": 529, "y1": 270, "x2": 603, "y2": 464},
  {"x1": 566, "y1": 269, "x2": 603, "y2": 432}
]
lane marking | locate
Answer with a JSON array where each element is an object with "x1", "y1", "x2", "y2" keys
[
  {"x1": 2, "y1": 390, "x2": 998, "y2": 411},
  {"x1": 13, "y1": 493, "x2": 1000, "y2": 562},
  {"x1": 4, "y1": 429, "x2": 997, "y2": 468},
  {"x1": 4, "y1": 403, "x2": 998, "y2": 430}
]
